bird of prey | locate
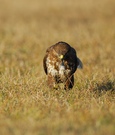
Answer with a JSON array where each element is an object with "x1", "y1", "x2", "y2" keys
[{"x1": 43, "y1": 41, "x2": 83, "y2": 90}]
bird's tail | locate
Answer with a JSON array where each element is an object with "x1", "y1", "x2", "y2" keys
[{"x1": 77, "y1": 57, "x2": 83, "y2": 69}]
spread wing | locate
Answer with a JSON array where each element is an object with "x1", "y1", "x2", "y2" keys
[
  {"x1": 66, "y1": 47, "x2": 83, "y2": 75},
  {"x1": 67, "y1": 47, "x2": 78, "y2": 75},
  {"x1": 70, "y1": 47, "x2": 83, "y2": 70}
]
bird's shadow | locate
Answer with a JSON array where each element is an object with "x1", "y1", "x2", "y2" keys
[{"x1": 93, "y1": 79, "x2": 115, "y2": 95}]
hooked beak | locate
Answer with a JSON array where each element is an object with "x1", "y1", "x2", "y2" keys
[
  {"x1": 59, "y1": 55, "x2": 64, "y2": 60},
  {"x1": 59, "y1": 55, "x2": 64, "y2": 66}
]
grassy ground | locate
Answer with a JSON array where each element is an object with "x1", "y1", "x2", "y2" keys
[{"x1": 0, "y1": 0, "x2": 115, "y2": 135}]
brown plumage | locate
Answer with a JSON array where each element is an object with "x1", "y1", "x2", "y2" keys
[{"x1": 43, "y1": 41, "x2": 83, "y2": 89}]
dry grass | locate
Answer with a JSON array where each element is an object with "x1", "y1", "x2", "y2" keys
[{"x1": 0, "y1": 0, "x2": 115, "y2": 135}]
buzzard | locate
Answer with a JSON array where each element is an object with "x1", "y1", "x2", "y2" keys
[{"x1": 43, "y1": 41, "x2": 83, "y2": 89}]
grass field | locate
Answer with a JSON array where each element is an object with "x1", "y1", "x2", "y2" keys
[{"x1": 0, "y1": 0, "x2": 115, "y2": 134}]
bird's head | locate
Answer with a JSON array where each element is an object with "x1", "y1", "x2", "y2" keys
[{"x1": 53, "y1": 41, "x2": 70, "y2": 61}]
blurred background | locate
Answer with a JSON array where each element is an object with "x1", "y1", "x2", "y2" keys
[
  {"x1": 0, "y1": 0, "x2": 115, "y2": 72},
  {"x1": 0, "y1": 1, "x2": 115, "y2": 135},
  {"x1": 0, "y1": 0, "x2": 115, "y2": 66}
]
